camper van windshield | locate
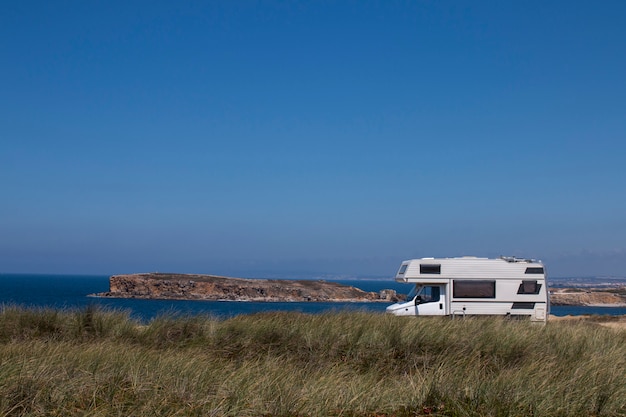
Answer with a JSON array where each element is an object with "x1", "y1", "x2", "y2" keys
[{"x1": 406, "y1": 285, "x2": 422, "y2": 302}]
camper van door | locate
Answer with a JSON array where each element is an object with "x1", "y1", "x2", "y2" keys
[{"x1": 415, "y1": 285, "x2": 446, "y2": 316}]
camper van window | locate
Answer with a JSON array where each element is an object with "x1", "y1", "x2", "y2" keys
[
  {"x1": 420, "y1": 264, "x2": 441, "y2": 274},
  {"x1": 517, "y1": 280, "x2": 542, "y2": 295},
  {"x1": 525, "y1": 267, "x2": 544, "y2": 274},
  {"x1": 453, "y1": 280, "x2": 496, "y2": 298},
  {"x1": 416, "y1": 286, "x2": 440, "y2": 304},
  {"x1": 398, "y1": 264, "x2": 408, "y2": 275}
]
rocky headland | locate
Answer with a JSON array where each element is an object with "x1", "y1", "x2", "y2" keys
[{"x1": 92, "y1": 273, "x2": 403, "y2": 303}]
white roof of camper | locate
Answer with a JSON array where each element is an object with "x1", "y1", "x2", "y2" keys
[
  {"x1": 406, "y1": 256, "x2": 541, "y2": 263},
  {"x1": 397, "y1": 256, "x2": 544, "y2": 281}
]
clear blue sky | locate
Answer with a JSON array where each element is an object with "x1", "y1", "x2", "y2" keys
[{"x1": 1, "y1": 1, "x2": 625, "y2": 278}]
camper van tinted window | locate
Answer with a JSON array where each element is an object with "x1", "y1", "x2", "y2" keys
[
  {"x1": 453, "y1": 280, "x2": 496, "y2": 298},
  {"x1": 420, "y1": 264, "x2": 441, "y2": 274},
  {"x1": 398, "y1": 264, "x2": 408, "y2": 275},
  {"x1": 517, "y1": 280, "x2": 542, "y2": 295},
  {"x1": 417, "y1": 286, "x2": 441, "y2": 304},
  {"x1": 525, "y1": 267, "x2": 544, "y2": 274}
]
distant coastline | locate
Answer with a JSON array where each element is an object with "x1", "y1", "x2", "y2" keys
[{"x1": 549, "y1": 287, "x2": 626, "y2": 307}]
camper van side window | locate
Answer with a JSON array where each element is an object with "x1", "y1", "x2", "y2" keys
[
  {"x1": 517, "y1": 280, "x2": 542, "y2": 295},
  {"x1": 398, "y1": 264, "x2": 408, "y2": 275},
  {"x1": 525, "y1": 267, "x2": 544, "y2": 274},
  {"x1": 417, "y1": 286, "x2": 440, "y2": 304},
  {"x1": 420, "y1": 264, "x2": 441, "y2": 274},
  {"x1": 453, "y1": 280, "x2": 496, "y2": 298}
]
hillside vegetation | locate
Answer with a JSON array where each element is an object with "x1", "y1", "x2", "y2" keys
[{"x1": 0, "y1": 306, "x2": 624, "y2": 416}]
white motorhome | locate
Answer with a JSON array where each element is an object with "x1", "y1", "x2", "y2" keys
[{"x1": 386, "y1": 256, "x2": 549, "y2": 322}]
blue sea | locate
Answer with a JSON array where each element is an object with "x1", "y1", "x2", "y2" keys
[{"x1": 1, "y1": 274, "x2": 625, "y2": 322}]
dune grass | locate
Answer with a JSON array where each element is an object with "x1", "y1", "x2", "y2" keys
[{"x1": 0, "y1": 305, "x2": 624, "y2": 416}]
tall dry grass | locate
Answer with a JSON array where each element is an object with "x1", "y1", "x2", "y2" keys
[{"x1": 0, "y1": 305, "x2": 624, "y2": 416}]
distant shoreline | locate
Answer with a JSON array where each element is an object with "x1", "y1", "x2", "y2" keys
[{"x1": 549, "y1": 287, "x2": 626, "y2": 307}]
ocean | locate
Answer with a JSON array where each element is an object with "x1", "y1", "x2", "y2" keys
[{"x1": 1, "y1": 274, "x2": 625, "y2": 322}]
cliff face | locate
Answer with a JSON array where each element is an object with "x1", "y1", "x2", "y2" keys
[{"x1": 95, "y1": 273, "x2": 402, "y2": 303}]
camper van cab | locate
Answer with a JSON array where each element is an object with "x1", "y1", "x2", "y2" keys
[{"x1": 386, "y1": 256, "x2": 549, "y2": 322}]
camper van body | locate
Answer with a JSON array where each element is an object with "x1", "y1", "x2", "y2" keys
[{"x1": 386, "y1": 256, "x2": 549, "y2": 322}]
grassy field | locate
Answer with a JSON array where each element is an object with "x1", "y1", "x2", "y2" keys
[{"x1": 0, "y1": 306, "x2": 624, "y2": 416}]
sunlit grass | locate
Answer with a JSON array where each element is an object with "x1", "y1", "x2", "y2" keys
[{"x1": 0, "y1": 305, "x2": 624, "y2": 416}]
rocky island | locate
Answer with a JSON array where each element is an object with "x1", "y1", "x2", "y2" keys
[{"x1": 92, "y1": 273, "x2": 403, "y2": 303}]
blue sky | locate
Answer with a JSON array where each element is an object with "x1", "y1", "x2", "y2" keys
[{"x1": 1, "y1": 1, "x2": 625, "y2": 278}]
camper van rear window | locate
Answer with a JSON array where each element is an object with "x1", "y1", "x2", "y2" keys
[
  {"x1": 420, "y1": 264, "x2": 441, "y2": 274},
  {"x1": 453, "y1": 280, "x2": 496, "y2": 298},
  {"x1": 398, "y1": 264, "x2": 408, "y2": 275},
  {"x1": 517, "y1": 280, "x2": 542, "y2": 295},
  {"x1": 525, "y1": 267, "x2": 544, "y2": 274}
]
